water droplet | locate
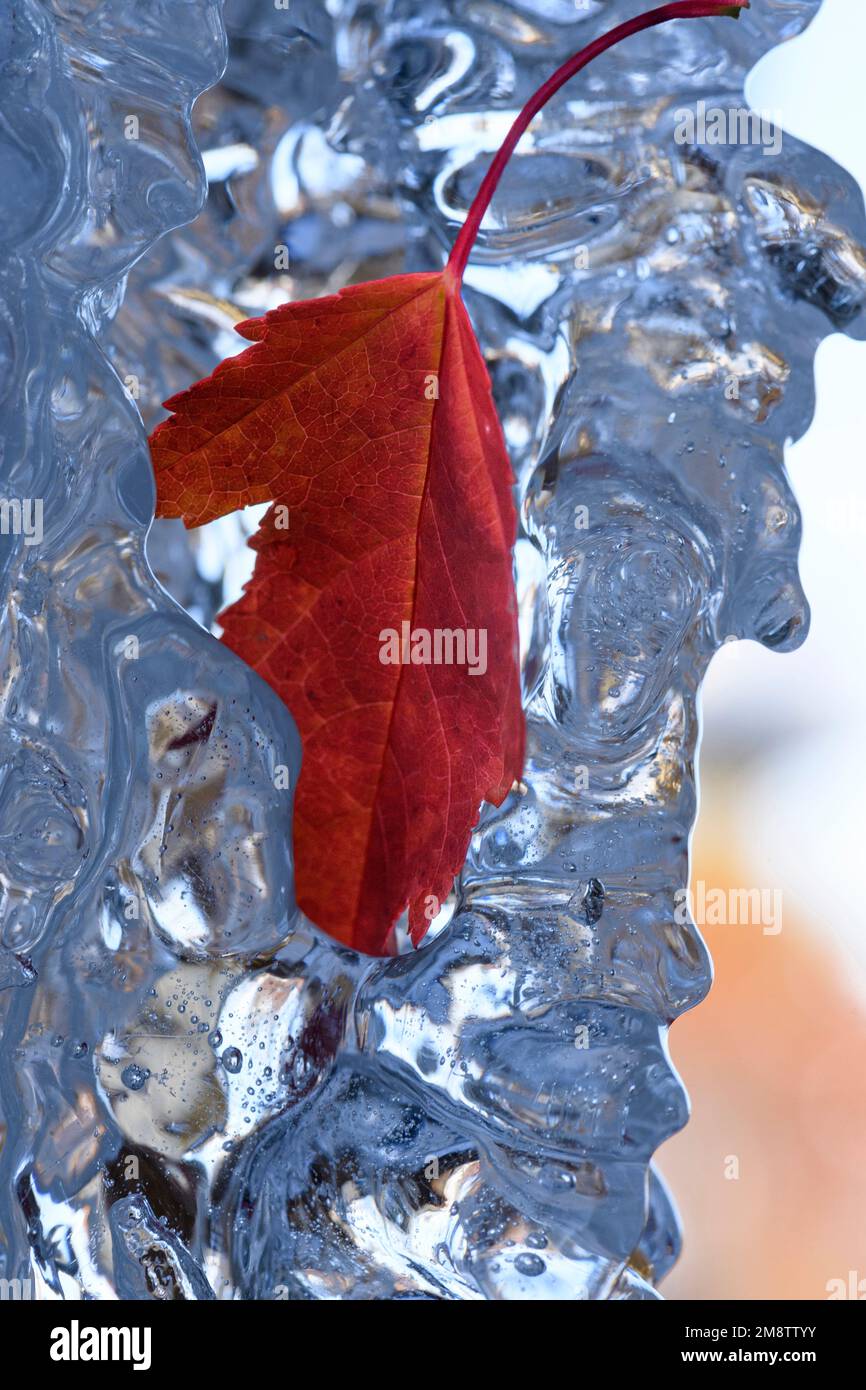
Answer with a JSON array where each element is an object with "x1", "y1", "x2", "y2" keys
[{"x1": 121, "y1": 1064, "x2": 149, "y2": 1091}]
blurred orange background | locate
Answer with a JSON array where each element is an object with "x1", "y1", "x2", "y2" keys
[{"x1": 661, "y1": 761, "x2": 866, "y2": 1300}]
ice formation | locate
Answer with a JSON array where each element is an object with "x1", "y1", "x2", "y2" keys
[{"x1": 1, "y1": 0, "x2": 864, "y2": 1299}]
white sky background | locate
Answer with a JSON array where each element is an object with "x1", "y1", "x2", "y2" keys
[{"x1": 700, "y1": 0, "x2": 866, "y2": 985}]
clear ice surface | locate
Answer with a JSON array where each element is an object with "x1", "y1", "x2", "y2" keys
[{"x1": 1, "y1": 0, "x2": 865, "y2": 1300}]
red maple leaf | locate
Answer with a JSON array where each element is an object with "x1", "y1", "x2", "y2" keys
[{"x1": 149, "y1": 2, "x2": 746, "y2": 953}]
